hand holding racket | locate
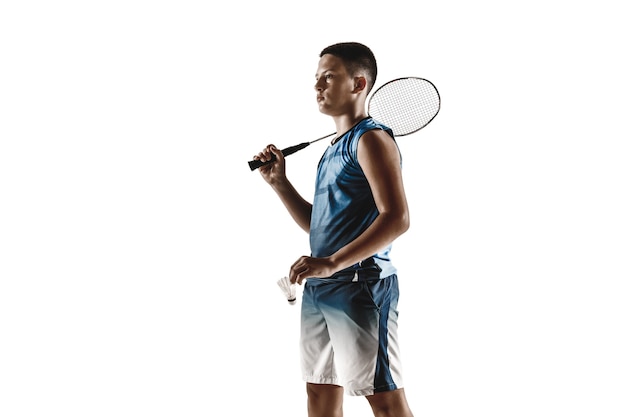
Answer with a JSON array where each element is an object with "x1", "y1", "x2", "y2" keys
[{"x1": 248, "y1": 77, "x2": 440, "y2": 171}]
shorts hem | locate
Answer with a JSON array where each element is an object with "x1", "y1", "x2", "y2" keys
[
  {"x1": 348, "y1": 383, "x2": 402, "y2": 397},
  {"x1": 347, "y1": 388, "x2": 374, "y2": 396},
  {"x1": 303, "y1": 375, "x2": 339, "y2": 386}
]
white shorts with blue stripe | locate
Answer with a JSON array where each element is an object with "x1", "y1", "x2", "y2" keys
[{"x1": 300, "y1": 274, "x2": 405, "y2": 396}]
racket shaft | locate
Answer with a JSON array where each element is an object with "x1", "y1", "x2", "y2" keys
[{"x1": 248, "y1": 142, "x2": 310, "y2": 171}]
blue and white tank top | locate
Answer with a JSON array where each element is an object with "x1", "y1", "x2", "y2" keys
[{"x1": 309, "y1": 117, "x2": 399, "y2": 280}]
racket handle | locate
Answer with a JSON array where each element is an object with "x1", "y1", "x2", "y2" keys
[{"x1": 248, "y1": 142, "x2": 311, "y2": 171}]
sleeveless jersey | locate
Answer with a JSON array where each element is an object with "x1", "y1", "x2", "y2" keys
[{"x1": 309, "y1": 117, "x2": 399, "y2": 280}]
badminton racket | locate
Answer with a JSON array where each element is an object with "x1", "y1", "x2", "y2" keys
[{"x1": 248, "y1": 77, "x2": 440, "y2": 171}]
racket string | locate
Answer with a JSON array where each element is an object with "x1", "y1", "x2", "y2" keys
[{"x1": 368, "y1": 78, "x2": 440, "y2": 136}]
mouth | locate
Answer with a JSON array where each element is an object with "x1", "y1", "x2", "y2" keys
[{"x1": 316, "y1": 95, "x2": 324, "y2": 102}]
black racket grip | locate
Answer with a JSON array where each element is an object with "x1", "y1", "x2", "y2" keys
[{"x1": 248, "y1": 142, "x2": 311, "y2": 171}]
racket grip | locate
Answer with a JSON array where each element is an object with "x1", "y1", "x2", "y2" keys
[{"x1": 248, "y1": 142, "x2": 311, "y2": 171}]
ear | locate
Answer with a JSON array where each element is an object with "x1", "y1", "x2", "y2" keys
[{"x1": 353, "y1": 76, "x2": 367, "y2": 93}]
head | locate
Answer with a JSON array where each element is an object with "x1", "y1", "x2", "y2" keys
[
  {"x1": 315, "y1": 42, "x2": 378, "y2": 117},
  {"x1": 319, "y1": 42, "x2": 377, "y2": 95}
]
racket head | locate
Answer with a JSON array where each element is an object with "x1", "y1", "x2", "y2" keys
[{"x1": 367, "y1": 77, "x2": 440, "y2": 137}]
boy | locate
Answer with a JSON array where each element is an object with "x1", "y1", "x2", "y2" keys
[{"x1": 253, "y1": 42, "x2": 413, "y2": 417}]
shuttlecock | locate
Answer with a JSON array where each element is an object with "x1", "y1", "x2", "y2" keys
[{"x1": 277, "y1": 276, "x2": 296, "y2": 304}]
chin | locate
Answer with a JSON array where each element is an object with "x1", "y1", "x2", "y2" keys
[{"x1": 318, "y1": 104, "x2": 336, "y2": 116}]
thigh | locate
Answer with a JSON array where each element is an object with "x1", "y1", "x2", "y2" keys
[
  {"x1": 318, "y1": 280, "x2": 382, "y2": 395},
  {"x1": 322, "y1": 276, "x2": 404, "y2": 396},
  {"x1": 300, "y1": 283, "x2": 337, "y2": 385}
]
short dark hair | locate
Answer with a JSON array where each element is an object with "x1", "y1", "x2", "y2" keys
[{"x1": 320, "y1": 42, "x2": 378, "y2": 94}]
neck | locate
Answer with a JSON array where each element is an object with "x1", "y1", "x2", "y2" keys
[{"x1": 332, "y1": 111, "x2": 369, "y2": 138}]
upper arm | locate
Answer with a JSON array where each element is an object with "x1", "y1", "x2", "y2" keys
[{"x1": 357, "y1": 129, "x2": 409, "y2": 220}]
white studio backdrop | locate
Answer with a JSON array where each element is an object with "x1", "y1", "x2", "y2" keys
[{"x1": 1, "y1": 1, "x2": 625, "y2": 416}]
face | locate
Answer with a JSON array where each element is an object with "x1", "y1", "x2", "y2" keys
[{"x1": 314, "y1": 54, "x2": 361, "y2": 116}]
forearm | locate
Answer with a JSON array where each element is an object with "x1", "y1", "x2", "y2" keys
[
  {"x1": 329, "y1": 210, "x2": 409, "y2": 271},
  {"x1": 271, "y1": 179, "x2": 312, "y2": 233}
]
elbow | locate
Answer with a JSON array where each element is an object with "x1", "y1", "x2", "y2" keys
[
  {"x1": 379, "y1": 207, "x2": 410, "y2": 238},
  {"x1": 399, "y1": 211, "x2": 410, "y2": 235},
  {"x1": 389, "y1": 209, "x2": 410, "y2": 236}
]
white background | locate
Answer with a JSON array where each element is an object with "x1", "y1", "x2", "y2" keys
[{"x1": 1, "y1": 1, "x2": 625, "y2": 416}]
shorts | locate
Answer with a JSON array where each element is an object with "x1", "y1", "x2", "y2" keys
[{"x1": 300, "y1": 274, "x2": 405, "y2": 396}]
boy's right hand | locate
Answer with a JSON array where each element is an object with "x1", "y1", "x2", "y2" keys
[{"x1": 253, "y1": 144, "x2": 286, "y2": 185}]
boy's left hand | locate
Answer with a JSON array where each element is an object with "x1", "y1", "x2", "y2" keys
[{"x1": 289, "y1": 256, "x2": 338, "y2": 285}]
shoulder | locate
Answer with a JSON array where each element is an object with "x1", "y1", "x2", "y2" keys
[
  {"x1": 348, "y1": 118, "x2": 394, "y2": 149},
  {"x1": 358, "y1": 129, "x2": 401, "y2": 163},
  {"x1": 359, "y1": 117, "x2": 393, "y2": 138}
]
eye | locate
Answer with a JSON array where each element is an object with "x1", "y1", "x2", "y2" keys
[{"x1": 325, "y1": 74, "x2": 333, "y2": 80}]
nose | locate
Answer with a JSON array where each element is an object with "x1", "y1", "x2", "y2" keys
[{"x1": 314, "y1": 78, "x2": 324, "y2": 91}]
